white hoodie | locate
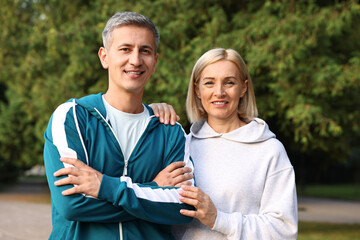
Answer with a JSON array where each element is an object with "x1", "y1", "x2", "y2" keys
[{"x1": 175, "y1": 118, "x2": 298, "y2": 240}]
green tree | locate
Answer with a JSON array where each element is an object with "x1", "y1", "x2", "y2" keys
[{"x1": 0, "y1": 0, "x2": 359, "y2": 183}]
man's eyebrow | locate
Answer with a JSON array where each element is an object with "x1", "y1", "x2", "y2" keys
[
  {"x1": 141, "y1": 45, "x2": 154, "y2": 51},
  {"x1": 116, "y1": 43, "x2": 154, "y2": 51},
  {"x1": 116, "y1": 43, "x2": 132, "y2": 48}
]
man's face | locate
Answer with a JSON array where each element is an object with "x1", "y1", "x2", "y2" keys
[{"x1": 99, "y1": 25, "x2": 158, "y2": 95}]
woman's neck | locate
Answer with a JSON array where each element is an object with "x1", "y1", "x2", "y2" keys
[{"x1": 207, "y1": 115, "x2": 247, "y2": 133}]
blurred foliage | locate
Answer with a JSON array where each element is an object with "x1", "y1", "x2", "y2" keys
[
  {"x1": 0, "y1": 0, "x2": 359, "y2": 182},
  {"x1": 298, "y1": 184, "x2": 360, "y2": 201},
  {"x1": 298, "y1": 221, "x2": 360, "y2": 240}
]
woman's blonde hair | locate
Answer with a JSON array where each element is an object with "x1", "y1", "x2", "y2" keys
[{"x1": 186, "y1": 48, "x2": 258, "y2": 123}]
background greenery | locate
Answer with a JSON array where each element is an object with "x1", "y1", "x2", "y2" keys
[
  {"x1": 298, "y1": 221, "x2": 360, "y2": 240},
  {"x1": 0, "y1": 0, "x2": 359, "y2": 184},
  {"x1": 298, "y1": 184, "x2": 360, "y2": 201}
]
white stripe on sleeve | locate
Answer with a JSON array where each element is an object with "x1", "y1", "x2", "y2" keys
[
  {"x1": 120, "y1": 176, "x2": 182, "y2": 203},
  {"x1": 52, "y1": 102, "x2": 77, "y2": 168}
]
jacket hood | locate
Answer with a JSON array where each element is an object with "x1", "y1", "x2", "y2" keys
[
  {"x1": 190, "y1": 118, "x2": 275, "y2": 143},
  {"x1": 73, "y1": 93, "x2": 159, "y2": 130}
]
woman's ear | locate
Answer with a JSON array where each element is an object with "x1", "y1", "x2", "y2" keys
[
  {"x1": 194, "y1": 83, "x2": 201, "y2": 99},
  {"x1": 98, "y1": 47, "x2": 109, "y2": 69},
  {"x1": 240, "y1": 80, "x2": 248, "y2": 97}
]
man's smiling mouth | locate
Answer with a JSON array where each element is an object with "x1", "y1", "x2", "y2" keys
[{"x1": 125, "y1": 70, "x2": 144, "y2": 75}]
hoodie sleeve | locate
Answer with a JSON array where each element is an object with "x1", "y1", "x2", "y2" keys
[
  {"x1": 44, "y1": 101, "x2": 136, "y2": 223},
  {"x1": 97, "y1": 123, "x2": 195, "y2": 225},
  {"x1": 212, "y1": 144, "x2": 298, "y2": 240}
]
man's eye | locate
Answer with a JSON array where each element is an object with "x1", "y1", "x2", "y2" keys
[
  {"x1": 119, "y1": 48, "x2": 129, "y2": 52},
  {"x1": 141, "y1": 49, "x2": 151, "y2": 54}
]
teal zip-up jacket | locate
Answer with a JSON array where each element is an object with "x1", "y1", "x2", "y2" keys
[{"x1": 44, "y1": 93, "x2": 194, "y2": 240}]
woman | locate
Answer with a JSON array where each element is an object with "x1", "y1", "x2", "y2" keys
[{"x1": 152, "y1": 48, "x2": 298, "y2": 239}]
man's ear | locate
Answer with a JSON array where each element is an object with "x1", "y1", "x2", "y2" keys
[
  {"x1": 155, "y1": 53, "x2": 159, "y2": 64},
  {"x1": 98, "y1": 47, "x2": 109, "y2": 69},
  {"x1": 151, "y1": 53, "x2": 159, "y2": 74}
]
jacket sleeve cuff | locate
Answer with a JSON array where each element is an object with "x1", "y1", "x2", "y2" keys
[{"x1": 97, "y1": 174, "x2": 120, "y2": 204}]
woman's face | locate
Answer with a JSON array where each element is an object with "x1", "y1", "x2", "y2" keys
[{"x1": 195, "y1": 60, "x2": 247, "y2": 124}]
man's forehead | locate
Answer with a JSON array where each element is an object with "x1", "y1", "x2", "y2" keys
[
  {"x1": 112, "y1": 25, "x2": 156, "y2": 46},
  {"x1": 113, "y1": 25, "x2": 155, "y2": 38}
]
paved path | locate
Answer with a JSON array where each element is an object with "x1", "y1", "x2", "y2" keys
[
  {"x1": 0, "y1": 200, "x2": 51, "y2": 240},
  {"x1": 0, "y1": 180, "x2": 51, "y2": 240},
  {"x1": 298, "y1": 197, "x2": 360, "y2": 224},
  {"x1": 1, "y1": 181, "x2": 360, "y2": 240}
]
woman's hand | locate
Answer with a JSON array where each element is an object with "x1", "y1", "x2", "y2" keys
[
  {"x1": 149, "y1": 103, "x2": 180, "y2": 125},
  {"x1": 54, "y1": 157, "x2": 102, "y2": 198},
  {"x1": 179, "y1": 185, "x2": 217, "y2": 229},
  {"x1": 153, "y1": 161, "x2": 193, "y2": 187}
]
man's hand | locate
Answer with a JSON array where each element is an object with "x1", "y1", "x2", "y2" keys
[
  {"x1": 54, "y1": 157, "x2": 102, "y2": 198},
  {"x1": 149, "y1": 103, "x2": 180, "y2": 125},
  {"x1": 153, "y1": 161, "x2": 193, "y2": 187}
]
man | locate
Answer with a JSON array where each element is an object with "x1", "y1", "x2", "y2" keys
[{"x1": 44, "y1": 11, "x2": 194, "y2": 240}]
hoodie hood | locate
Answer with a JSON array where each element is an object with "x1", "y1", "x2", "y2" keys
[{"x1": 190, "y1": 118, "x2": 275, "y2": 143}]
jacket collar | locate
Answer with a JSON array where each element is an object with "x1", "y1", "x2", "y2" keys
[{"x1": 74, "y1": 93, "x2": 158, "y2": 129}]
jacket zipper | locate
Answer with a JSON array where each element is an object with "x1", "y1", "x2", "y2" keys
[
  {"x1": 94, "y1": 108, "x2": 126, "y2": 240},
  {"x1": 94, "y1": 108, "x2": 155, "y2": 240},
  {"x1": 94, "y1": 108, "x2": 128, "y2": 171},
  {"x1": 94, "y1": 107, "x2": 155, "y2": 176},
  {"x1": 123, "y1": 115, "x2": 155, "y2": 176}
]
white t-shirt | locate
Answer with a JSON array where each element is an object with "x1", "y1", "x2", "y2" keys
[{"x1": 102, "y1": 96, "x2": 149, "y2": 160}]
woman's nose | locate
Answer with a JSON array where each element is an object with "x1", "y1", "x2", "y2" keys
[{"x1": 214, "y1": 83, "x2": 225, "y2": 97}]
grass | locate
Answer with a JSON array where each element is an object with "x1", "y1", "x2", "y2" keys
[
  {"x1": 298, "y1": 221, "x2": 360, "y2": 240},
  {"x1": 298, "y1": 184, "x2": 360, "y2": 201}
]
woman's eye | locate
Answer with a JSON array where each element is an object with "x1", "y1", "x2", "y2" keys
[
  {"x1": 226, "y1": 81, "x2": 235, "y2": 85},
  {"x1": 204, "y1": 81, "x2": 214, "y2": 85}
]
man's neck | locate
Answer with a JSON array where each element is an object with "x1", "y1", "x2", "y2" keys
[{"x1": 104, "y1": 90, "x2": 144, "y2": 114}]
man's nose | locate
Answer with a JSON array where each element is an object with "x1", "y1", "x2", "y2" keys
[{"x1": 129, "y1": 51, "x2": 141, "y2": 66}]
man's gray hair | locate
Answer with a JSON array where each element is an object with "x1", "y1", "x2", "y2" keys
[{"x1": 102, "y1": 11, "x2": 160, "y2": 52}]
